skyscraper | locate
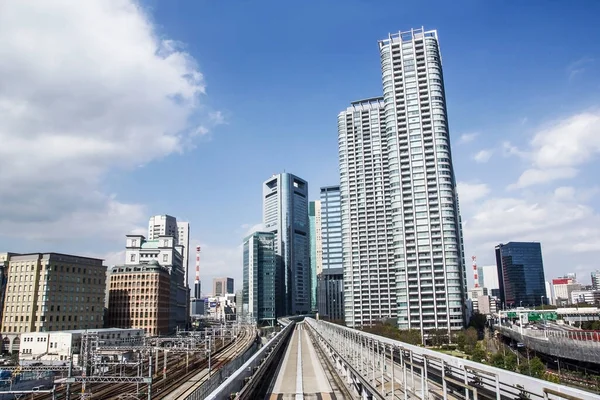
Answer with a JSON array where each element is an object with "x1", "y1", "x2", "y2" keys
[
  {"x1": 339, "y1": 28, "x2": 468, "y2": 336},
  {"x1": 242, "y1": 232, "x2": 277, "y2": 325},
  {"x1": 317, "y1": 186, "x2": 344, "y2": 320},
  {"x1": 263, "y1": 173, "x2": 311, "y2": 315},
  {"x1": 379, "y1": 28, "x2": 467, "y2": 334},
  {"x1": 339, "y1": 97, "x2": 395, "y2": 327},
  {"x1": 495, "y1": 242, "x2": 546, "y2": 307},
  {"x1": 309, "y1": 200, "x2": 322, "y2": 312},
  {"x1": 321, "y1": 186, "x2": 343, "y2": 271}
]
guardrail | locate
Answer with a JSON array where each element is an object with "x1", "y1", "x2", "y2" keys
[
  {"x1": 308, "y1": 318, "x2": 598, "y2": 400},
  {"x1": 495, "y1": 325, "x2": 600, "y2": 364},
  {"x1": 204, "y1": 322, "x2": 294, "y2": 400}
]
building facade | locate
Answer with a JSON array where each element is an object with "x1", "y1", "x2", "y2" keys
[
  {"x1": 309, "y1": 200, "x2": 322, "y2": 312},
  {"x1": 379, "y1": 28, "x2": 468, "y2": 335},
  {"x1": 316, "y1": 186, "x2": 344, "y2": 320},
  {"x1": 0, "y1": 253, "x2": 15, "y2": 329},
  {"x1": 339, "y1": 97, "x2": 395, "y2": 327},
  {"x1": 213, "y1": 277, "x2": 234, "y2": 296},
  {"x1": 339, "y1": 28, "x2": 467, "y2": 335},
  {"x1": 495, "y1": 242, "x2": 546, "y2": 308},
  {"x1": 107, "y1": 234, "x2": 187, "y2": 335},
  {"x1": 242, "y1": 232, "x2": 277, "y2": 325},
  {"x1": 148, "y1": 215, "x2": 190, "y2": 293},
  {"x1": 263, "y1": 173, "x2": 311, "y2": 315},
  {"x1": 1, "y1": 253, "x2": 106, "y2": 335},
  {"x1": 552, "y1": 277, "x2": 581, "y2": 305},
  {"x1": 481, "y1": 265, "x2": 500, "y2": 291},
  {"x1": 19, "y1": 328, "x2": 144, "y2": 365},
  {"x1": 317, "y1": 268, "x2": 344, "y2": 321},
  {"x1": 592, "y1": 270, "x2": 600, "y2": 290},
  {"x1": 321, "y1": 186, "x2": 343, "y2": 271},
  {"x1": 570, "y1": 289, "x2": 600, "y2": 305}
]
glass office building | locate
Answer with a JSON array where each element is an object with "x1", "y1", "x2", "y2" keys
[
  {"x1": 242, "y1": 231, "x2": 276, "y2": 325},
  {"x1": 320, "y1": 186, "x2": 342, "y2": 271},
  {"x1": 495, "y1": 242, "x2": 546, "y2": 308},
  {"x1": 317, "y1": 186, "x2": 344, "y2": 320},
  {"x1": 263, "y1": 173, "x2": 311, "y2": 315}
]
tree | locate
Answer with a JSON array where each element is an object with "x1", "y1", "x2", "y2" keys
[
  {"x1": 491, "y1": 352, "x2": 505, "y2": 368},
  {"x1": 469, "y1": 312, "x2": 487, "y2": 332},
  {"x1": 504, "y1": 353, "x2": 518, "y2": 372},
  {"x1": 454, "y1": 331, "x2": 466, "y2": 352},
  {"x1": 429, "y1": 329, "x2": 448, "y2": 347},
  {"x1": 464, "y1": 327, "x2": 478, "y2": 354},
  {"x1": 470, "y1": 344, "x2": 486, "y2": 363},
  {"x1": 400, "y1": 329, "x2": 423, "y2": 345},
  {"x1": 529, "y1": 357, "x2": 546, "y2": 379}
]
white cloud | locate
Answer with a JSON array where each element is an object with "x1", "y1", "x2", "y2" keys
[
  {"x1": 567, "y1": 57, "x2": 594, "y2": 81},
  {"x1": 508, "y1": 167, "x2": 578, "y2": 189},
  {"x1": 457, "y1": 182, "x2": 490, "y2": 204},
  {"x1": 458, "y1": 133, "x2": 478, "y2": 144},
  {"x1": 0, "y1": 0, "x2": 212, "y2": 240},
  {"x1": 472, "y1": 149, "x2": 493, "y2": 163},
  {"x1": 531, "y1": 111, "x2": 600, "y2": 168},
  {"x1": 460, "y1": 187, "x2": 600, "y2": 282},
  {"x1": 240, "y1": 222, "x2": 265, "y2": 237},
  {"x1": 209, "y1": 111, "x2": 226, "y2": 125},
  {"x1": 506, "y1": 111, "x2": 600, "y2": 189}
]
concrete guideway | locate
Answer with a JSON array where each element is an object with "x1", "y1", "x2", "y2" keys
[
  {"x1": 269, "y1": 322, "x2": 338, "y2": 399},
  {"x1": 306, "y1": 318, "x2": 600, "y2": 400}
]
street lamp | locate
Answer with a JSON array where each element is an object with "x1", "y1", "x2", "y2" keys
[{"x1": 519, "y1": 301, "x2": 523, "y2": 308}]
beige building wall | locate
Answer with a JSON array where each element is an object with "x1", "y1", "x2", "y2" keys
[
  {"x1": 1, "y1": 253, "x2": 106, "y2": 334},
  {"x1": 107, "y1": 262, "x2": 171, "y2": 336},
  {"x1": 315, "y1": 201, "x2": 323, "y2": 275}
]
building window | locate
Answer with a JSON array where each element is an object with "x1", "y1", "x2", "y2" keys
[
  {"x1": 162, "y1": 254, "x2": 168, "y2": 262},
  {"x1": 130, "y1": 254, "x2": 136, "y2": 262}
]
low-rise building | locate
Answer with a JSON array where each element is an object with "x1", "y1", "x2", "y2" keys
[
  {"x1": 468, "y1": 287, "x2": 488, "y2": 314},
  {"x1": 1, "y1": 253, "x2": 106, "y2": 354},
  {"x1": 477, "y1": 295, "x2": 498, "y2": 315},
  {"x1": 571, "y1": 289, "x2": 600, "y2": 305},
  {"x1": 552, "y1": 277, "x2": 581, "y2": 305},
  {"x1": 19, "y1": 328, "x2": 143, "y2": 365},
  {"x1": 107, "y1": 235, "x2": 187, "y2": 336},
  {"x1": 205, "y1": 294, "x2": 236, "y2": 322}
]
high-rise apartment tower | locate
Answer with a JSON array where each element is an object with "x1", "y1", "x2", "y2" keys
[
  {"x1": 263, "y1": 173, "x2": 311, "y2": 315},
  {"x1": 340, "y1": 28, "x2": 468, "y2": 337},
  {"x1": 339, "y1": 97, "x2": 395, "y2": 327}
]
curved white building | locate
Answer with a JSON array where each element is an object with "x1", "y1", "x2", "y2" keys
[
  {"x1": 339, "y1": 28, "x2": 467, "y2": 339},
  {"x1": 379, "y1": 28, "x2": 467, "y2": 335}
]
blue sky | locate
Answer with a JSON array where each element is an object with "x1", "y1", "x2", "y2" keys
[{"x1": 1, "y1": 0, "x2": 600, "y2": 292}]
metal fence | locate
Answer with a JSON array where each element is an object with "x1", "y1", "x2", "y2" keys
[{"x1": 495, "y1": 325, "x2": 600, "y2": 364}]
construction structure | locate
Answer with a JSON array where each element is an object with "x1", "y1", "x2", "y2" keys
[{"x1": 191, "y1": 246, "x2": 204, "y2": 316}]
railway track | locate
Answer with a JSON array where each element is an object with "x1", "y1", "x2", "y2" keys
[
  {"x1": 152, "y1": 326, "x2": 255, "y2": 400},
  {"x1": 31, "y1": 329, "x2": 254, "y2": 400}
]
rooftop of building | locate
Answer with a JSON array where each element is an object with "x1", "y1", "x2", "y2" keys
[
  {"x1": 8, "y1": 252, "x2": 104, "y2": 262},
  {"x1": 110, "y1": 260, "x2": 171, "y2": 274},
  {"x1": 21, "y1": 328, "x2": 143, "y2": 335}
]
